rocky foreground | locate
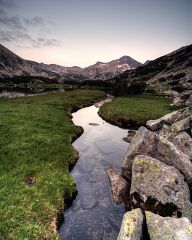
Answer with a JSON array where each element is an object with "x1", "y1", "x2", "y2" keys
[{"x1": 108, "y1": 95, "x2": 192, "y2": 239}]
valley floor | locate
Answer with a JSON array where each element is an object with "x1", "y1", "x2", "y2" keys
[
  {"x1": 99, "y1": 95, "x2": 178, "y2": 127},
  {"x1": 0, "y1": 89, "x2": 105, "y2": 239}
]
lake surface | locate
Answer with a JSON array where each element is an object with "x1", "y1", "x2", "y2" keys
[
  {"x1": 60, "y1": 102, "x2": 129, "y2": 240},
  {"x1": 0, "y1": 87, "x2": 65, "y2": 99}
]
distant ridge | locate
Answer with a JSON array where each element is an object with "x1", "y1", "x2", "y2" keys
[{"x1": 0, "y1": 43, "x2": 142, "y2": 82}]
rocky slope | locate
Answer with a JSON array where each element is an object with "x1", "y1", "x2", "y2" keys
[
  {"x1": 82, "y1": 56, "x2": 142, "y2": 80},
  {"x1": 0, "y1": 44, "x2": 59, "y2": 81},
  {"x1": 113, "y1": 44, "x2": 192, "y2": 96},
  {"x1": 108, "y1": 95, "x2": 192, "y2": 239}
]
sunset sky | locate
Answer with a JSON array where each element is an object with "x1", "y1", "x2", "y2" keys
[{"x1": 0, "y1": 0, "x2": 191, "y2": 67}]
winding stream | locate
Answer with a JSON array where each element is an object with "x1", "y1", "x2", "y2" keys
[{"x1": 60, "y1": 101, "x2": 129, "y2": 240}]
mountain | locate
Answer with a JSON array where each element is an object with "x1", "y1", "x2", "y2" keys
[
  {"x1": 113, "y1": 44, "x2": 192, "y2": 95},
  {"x1": 82, "y1": 56, "x2": 142, "y2": 80},
  {"x1": 0, "y1": 44, "x2": 59, "y2": 81},
  {"x1": 0, "y1": 43, "x2": 142, "y2": 82},
  {"x1": 36, "y1": 55, "x2": 142, "y2": 81}
]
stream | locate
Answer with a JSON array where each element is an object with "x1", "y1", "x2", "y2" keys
[{"x1": 60, "y1": 100, "x2": 129, "y2": 240}]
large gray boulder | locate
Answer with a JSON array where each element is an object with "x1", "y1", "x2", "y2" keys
[
  {"x1": 107, "y1": 166, "x2": 129, "y2": 204},
  {"x1": 117, "y1": 208, "x2": 143, "y2": 240},
  {"x1": 146, "y1": 211, "x2": 192, "y2": 240},
  {"x1": 122, "y1": 126, "x2": 192, "y2": 188},
  {"x1": 130, "y1": 155, "x2": 192, "y2": 220},
  {"x1": 146, "y1": 108, "x2": 190, "y2": 131},
  {"x1": 122, "y1": 126, "x2": 157, "y2": 180}
]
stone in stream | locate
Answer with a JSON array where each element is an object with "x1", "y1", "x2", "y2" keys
[
  {"x1": 122, "y1": 126, "x2": 192, "y2": 189},
  {"x1": 89, "y1": 123, "x2": 100, "y2": 126},
  {"x1": 130, "y1": 155, "x2": 192, "y2": 220},
  {"x1": 146, "y1": 108, "x2": 190, "y2": 131},
  {"x1": 117, "y1": 208, "x2": 144, "y2": 240},
  {"x1": 123, "y1": 130, "x2": 137, "y2": 143},
  {"x1": 107, "y1": 166, "x2": 129, "y2": 204},
  {"x1": 145, "y1": 211, "x2": 192, "y2": 240}
]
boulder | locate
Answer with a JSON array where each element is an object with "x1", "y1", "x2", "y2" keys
[
  {"x1": 130, "y1": 155, "x2": 192, "y2": 220},
  {"x1": 146, "y1": 211, "x2": 192, "y2": 240},
  {"x1": 107, "y1": 166, "x2": 129, "y2": 204},
  {"x1": 172, "y1": 132, "x2": 192, "y2": 158},
  {"x1": 163, "y1": 90, "x2": 179, "y2": 98},
  {"x1": 146, "y1": 108, "x2": 190, "y2": 131},
  {"x1": 186, "y1": 94, "x2": 192, "y2": 107},
  {"x1": 173, "y1": 96, "x2": 184, "y2": 106},
  {"x1": 171, "y1": 116, "x2": 192, "y2": 134},
  {"x1": 122, "y1": 126, "x2": 192, "y2": 188},
  {"x1": 122, "y1": 126, "x2": 157, "y2": 180},
  {"x1": 117, "y1": 208, "x2": 143, "y2": 240},
  {"x1": 157, "y1": 136, "x2": 192, "y2": 187}
]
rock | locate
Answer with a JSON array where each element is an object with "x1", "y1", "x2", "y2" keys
[
  {"x1": 122, "y1": 126, "x2": 192, "y2": 188},
  {"x1": 158, "y1": 124, "x2": 171, "y2": 139},
  {"x1": 107, "y1": 166, "x2": 129, "y2": 204},
  {"x1": 172, "y1": 132, "x2": 192, "y2": 158},
  {"x1": 173, "y1": 96, "x2": 184, "y2": 106},
  {"x1": 158, "y1": 119, "x2": 192, "y2": 157},
  {"x1": 146, "y1": 108, "x2": 190, "y2": 131},
  {"x1": 146, "y1": 211, "x2": 192, "y2": 240},
  {"x1": 89, "y1": 123, "x2": 100, "y2": 126},
  {"x1": 122, "y1": 126, "x2": 157, "y2": 180},
  {"x1": 130, "y1": 155, "x2": 192, "y2": 220},
  {"x1": 163, "y1": 90, "x2": 179, "y2": 98},
  {"x1": 157, "y1": 136, "x2": 192, "y2": 187},
  {"x1": 186, "y1": 94, "x2": 192, "y2": 107},
  {"x1": 117, "y1": 208, "x2": 143, "y2": 240},
  {"x1": 123, "y1": 130, "x2": 137, "y2": 143},
  {"x1": 171, "y1": 116, "x2": 192, "y2": 134}
]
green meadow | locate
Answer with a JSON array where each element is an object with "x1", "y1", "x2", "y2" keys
[
  {"x1": 0, "y1": 89, "x2": 105, "y2": 239},
  {"x1": 99, "y1": 95, "x2": 176, "y2": 127}
]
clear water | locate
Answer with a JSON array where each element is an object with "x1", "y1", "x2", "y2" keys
[{"x1": 60, "y1": 104, "x2": 129, "y2": 240}]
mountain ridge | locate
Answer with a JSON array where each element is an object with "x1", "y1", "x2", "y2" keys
[{"x1": 0, "y1": 44, "x2": 142, "y2": 82}]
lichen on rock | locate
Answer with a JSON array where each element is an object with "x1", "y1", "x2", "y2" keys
[{"x1": 117, "y1": 208, "x2": 143, "y2": 240}]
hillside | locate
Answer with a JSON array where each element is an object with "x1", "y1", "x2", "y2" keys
[
  {"x1": 0, "y1": 44, "x2": 59, "y2": 82},
  {"x1": 113, "y1": 44, "x2": 192, "y2": 95}
]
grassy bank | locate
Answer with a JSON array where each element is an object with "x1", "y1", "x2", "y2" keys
[
  {"x1": 99, "y1": 95, "x2": 176, "y2": 128},
  {"x1": 0, "y1": 89, "x2": 105, "y2": 239}
]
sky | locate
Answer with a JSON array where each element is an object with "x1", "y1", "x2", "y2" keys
[{"x1": 0, "y1": 0, "x2": 191, "y2": 67}]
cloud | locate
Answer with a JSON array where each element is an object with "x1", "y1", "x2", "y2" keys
[
  {"x1": 0, "y1": 0, "x2": 17, "y2": 9},
  {"x1": 0, "y1": 9, "x2": 61, "y2": 48},
  {"x1": 23, "y1": 16, "x2": 44, "y2": 27},
  {"x1": 0, "y1": 10, "x2": 26, "y2": 31},
  {"x1": 0, "y1": 30, "x2": 61, "y2": 48}
]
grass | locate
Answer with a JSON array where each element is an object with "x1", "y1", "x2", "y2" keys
[
  {"x1": 0, "y1": 89, "x2": 105, "y2": 239},
  {"x1": 99, "y1": 95, "x2": 178, "y2": 127}
]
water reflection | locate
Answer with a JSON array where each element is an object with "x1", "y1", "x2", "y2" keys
[
  {"x1": 60, "y1": 104, "x2": 128, "y2": 240},
  {"x1": 0, "y1": 87, "x2": 65, "y2": 99}
]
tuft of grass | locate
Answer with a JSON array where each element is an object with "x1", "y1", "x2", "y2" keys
[
  {"x1": 99, "y1": 95, "x2": 179, "y2": 127},
  {"x1": 0, "y1": 89, "x2": 105, "y2": 239}
]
